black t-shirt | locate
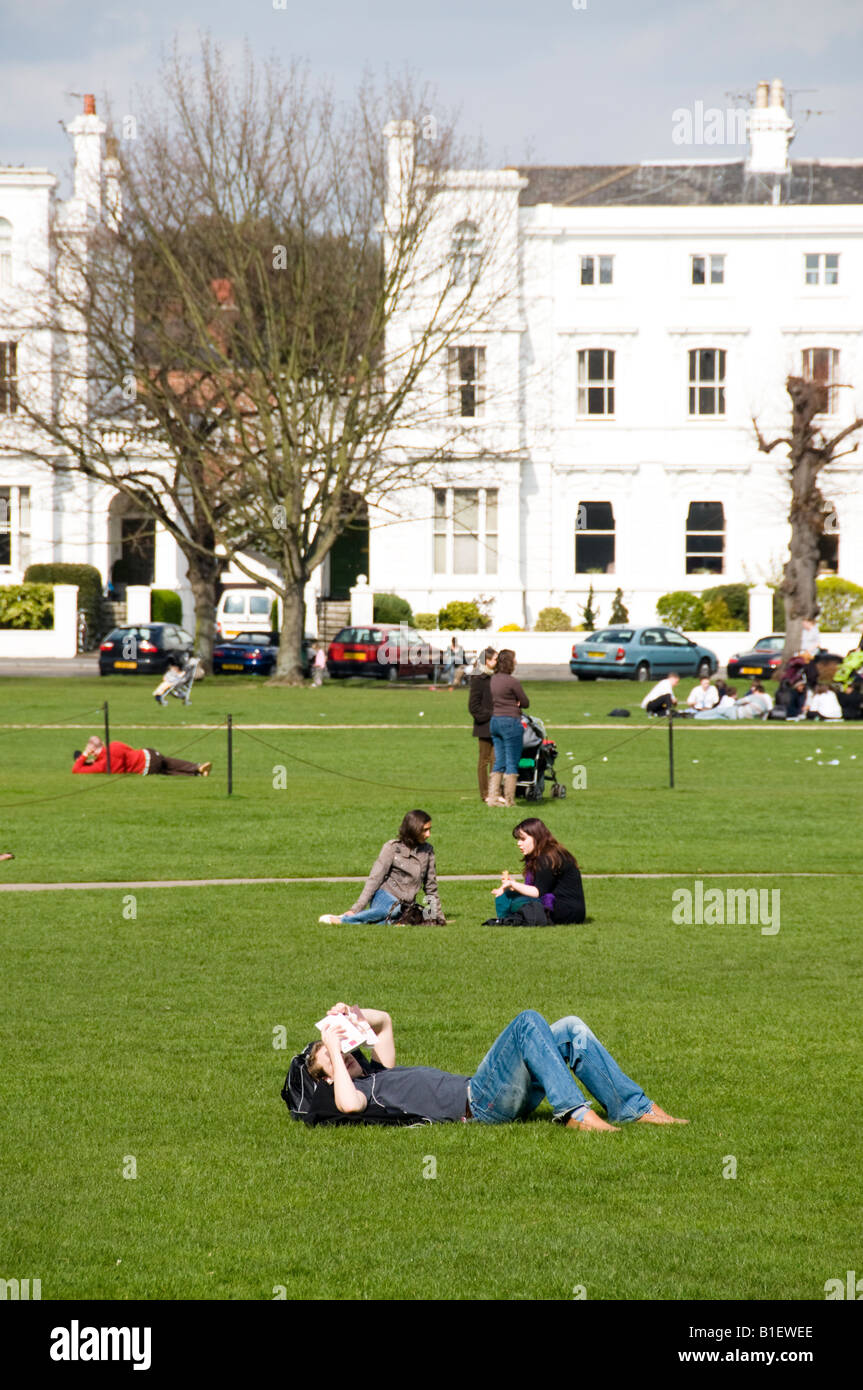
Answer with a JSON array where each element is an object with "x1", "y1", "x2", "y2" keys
[
  {"x1": 307, "y1": 1053, "x2": 470, "y2": 1125},
  {"x1": 531, "y1": 854, "x2": 586, "y2": 924}
]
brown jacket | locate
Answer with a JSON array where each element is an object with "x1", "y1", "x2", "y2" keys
[{"x1": 349, "y1": 839, "x2": 442, "y2": 917}]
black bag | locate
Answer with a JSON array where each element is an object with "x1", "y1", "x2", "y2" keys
[
  {"x1": 395, "y1": 903, "x2": 447, "y2": 925},
  {"x1": 484, "y1": 899, "x2": 551, "y2": 927},
  {"x1": 608, "y1": 708, "x2": 631, "y2": 718},
  {"x1": 767, "y1": 707, "x2": 788, "y2": 720},
  {"x1": 281, "y1": 1050, "x2": 430, "y2": 1127}
]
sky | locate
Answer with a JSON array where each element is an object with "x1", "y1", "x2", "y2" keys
[{"x1": 2, "y1": 0, "x2": 863, "y2": 185}]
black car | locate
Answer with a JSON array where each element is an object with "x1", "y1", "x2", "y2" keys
[
  {"x1": 726, "y1": 635, "x2": 785, "y2": 681},
  {"x1": 99, "y1": 623, "x2": 195, "y2": 675},
  {"x1": 213, "y1": 631, "x2": 315, "y2": 678}
]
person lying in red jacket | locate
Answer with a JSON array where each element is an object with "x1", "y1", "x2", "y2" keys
[{"x1": 72, "y1": 736, "x2": 211, "y2": 778}]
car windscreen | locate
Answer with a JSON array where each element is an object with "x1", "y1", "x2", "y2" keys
[
  {"x1": 591, "y1": 630, "x2": 633, "y2": 643},
  {"x1": 755, "y1": 637, "x2": 785, "y2": 651}
]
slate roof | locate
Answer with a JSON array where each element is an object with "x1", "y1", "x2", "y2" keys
[{"x1": 515, "y1": 161, "x2": 863, "y2": 207}]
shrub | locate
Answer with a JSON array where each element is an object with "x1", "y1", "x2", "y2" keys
[
  {"x1": 24, "y1": 563, "x2": 102, "y2": 636},
  {"x1": 437, "y1": 600, "x2": 491, "y2": 630},
  {"x1": 701, "y1": 583, "x2": 750, "y2": 628},
  {"x1": 0, "y1": 583, "x2": 55, "y2": 629},
  {"x1": 534, "y1": 606, "x2": 572, "y2": 632},
  {"x1": 771, "y1": 587, "x2": 785, "y2": 629},
  {"x1": 413, "y1": 612, "x2": 439, "y2": 630},
  {"x1": 374, "y1": 593, "x2": 413, "y2": 626},
  {"x1": 701, "y1": 597, "x2": 742, "y2": 631},
  {"x1": 497, "y1": 623, "x2": 523, "y2": 632},
  {"x1": 610, "y1": 588, "x2": 629, "y2": 623},
  {"x1": 150, "y1": 589, "x2": 183, "y2": 624},
  {"x1": 816, "y1": 576, "x2": 863, "y2": 632},
  {"x1": 580, "y1": 585, "x2": 598, "y2": 631},
  {"x1": 656, "y1": 591, "x2": 705, "y2": 629}
]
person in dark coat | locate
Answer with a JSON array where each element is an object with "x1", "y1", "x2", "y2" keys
[
  {"x1": 490, "y1": 818, "x2": 586, "y2": 925},
  {"x1": 468, "y1": 647, "x2": 498, "y2": 802}
]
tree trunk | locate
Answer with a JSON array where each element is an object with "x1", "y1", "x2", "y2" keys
[
  {"x1": 184, "y1": 552, "x2": 219, "y2": 674},
  {"x1": 269, "y1": 576, "x2": 308, "y2": 684},
  {"x1": 779, "y1": 379, "x2": 828, "y2": 665}
]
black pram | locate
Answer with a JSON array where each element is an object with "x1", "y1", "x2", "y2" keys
[{"x1": 516, "y1": 713, "x2": 565, "y2": 801}]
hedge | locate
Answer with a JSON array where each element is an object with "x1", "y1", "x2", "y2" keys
[
  {"x1": 374, "y1": 593, "x2": 413, "y2": 626},
  {"x1": 534, "y1": 606, "x2": 573, "y2": 632},
  {"x1": 24, "y1": 564, "x2": 102, "y2": 635},
  {"x1": 437, "y1": 600, "x2": 492, "y2": 631},
  {"x1": 0, "y1": 583, "x2": 54, "y2": 629},
  {"x1": 150, "y1": 589, "x2": 183, "y2": 624}
]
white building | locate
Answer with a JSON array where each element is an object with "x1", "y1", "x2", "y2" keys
[{"x1": 368, "y1": 79, "x2": 863, "y2": 630}]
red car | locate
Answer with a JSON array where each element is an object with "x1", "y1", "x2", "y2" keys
[{"x1": 326, "y1": 625, "x2": 444, "y2": 682}]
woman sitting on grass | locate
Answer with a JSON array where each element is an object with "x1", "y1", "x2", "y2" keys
[
  {"x1": 318, "y1": 809, "x2": 445, "y2": 925},
  {"x1": 489, "y1": 818, "x2": 585, "y2": 926}
]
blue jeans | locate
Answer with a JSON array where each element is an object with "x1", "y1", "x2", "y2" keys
[
  {"x1": 340, "y1": 887, "x2": 401, "y2": 924},
  {"x1": 490, "y1": 715, "x2": 523, "y2": 774},
  {"x1": 468, "y1": 1010, "x2": 652, "y2": 1125},
  {"x1": 494, "y1": 888, "x2": 532, "y2": 918}
]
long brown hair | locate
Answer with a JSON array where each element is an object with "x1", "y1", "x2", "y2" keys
[
  {"x1": 496, "y1": 649, "x2": 516, "y2": 675},
  {"x1": 398, "y1": 809, "x2": 432, "y2": 847},
  {"x1": 512, "y1": 818, "x2": 576, "y2": 873}
]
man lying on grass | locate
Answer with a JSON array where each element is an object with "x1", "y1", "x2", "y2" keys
[{"x1": 298, "y1": 1003, "x2": 686, "y2": 1130}]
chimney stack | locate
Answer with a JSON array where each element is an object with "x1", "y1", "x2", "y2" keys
[
  {"x1": 83, "y1": 94, "x2": 96, "y2": 115},
  {"x1": 66, "y1": 91, "x2": 107, "y2": 220},
  {"x1": 746, "y1": 77, "x2": 795, "y2": 175}
]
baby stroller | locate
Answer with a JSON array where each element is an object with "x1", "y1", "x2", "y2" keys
[
  {"x1": 516, "y1": 713, "x2": 566, "y2": 802},
  {"x1": 153, "y1": 655, "x2": 201, "y2": 707}
]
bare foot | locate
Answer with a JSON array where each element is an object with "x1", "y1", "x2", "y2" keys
[
  {"x1": 0, "y1": 852, "x2": 14, "y2": 862},
  {"x1": 636, "y1": 1103, "x2": 688, "y2": 1125},
  {"x1": 566, "y1": 1109, "x2": 619, "y2": 1132}
]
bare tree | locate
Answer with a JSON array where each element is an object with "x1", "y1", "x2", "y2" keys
[
  {"x1": 755, "y1": 376, "x2": 863, "y2": 662},
  {"x1": 14, "y1": 40, "x2": 516, "y2": 679}
]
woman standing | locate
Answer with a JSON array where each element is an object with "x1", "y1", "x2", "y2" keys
[
  {"x1": 488, "y1": 649, "x2": 529, "y2": 807},
  {"x1": 490, "y1": 819, "x2": 585, "y2": 925},
  {"x1": 468, "y1": 646, "x2": 498, "y2": 802},
  {"x1": 318, "y1": 810, "x2": 445, "y2": 925}
]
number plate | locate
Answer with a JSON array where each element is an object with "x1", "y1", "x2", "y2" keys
[
  {"x1": 741, "y1": 666, "x2": 760, "y2": 675},
  {"x1": 343, "y1": 652, "x2": 367, "y2": 660},
  {"x1": 115, "y1": 660, "x2": 137, "y2": 669},
  {"x1": 222, "y1": 663, "x2": 244, "y2": 670},
  {"x1": 587, "y1": 650, "x2": 606, "y2": 659}
]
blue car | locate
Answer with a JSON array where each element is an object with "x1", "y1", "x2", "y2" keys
[
  {"x1": 570, "y1": 625, "x2": 718, "y2": 682},
  {"x1": 213, "y1": 631, "x2": 314, "y2": 677}
]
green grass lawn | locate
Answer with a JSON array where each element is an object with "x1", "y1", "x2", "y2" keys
[{"x1": 1, "y1": 675, "x2": 862, "y2": 1300}]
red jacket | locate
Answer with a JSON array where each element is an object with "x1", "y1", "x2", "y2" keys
[{"x1": 72, "y1": 742, "x2": 147, "y2": 775}]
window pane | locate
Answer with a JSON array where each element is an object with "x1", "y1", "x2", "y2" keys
[
  {"x1": 485, "y1": 537, "x2": 498, "y2": 575},
  {"x1": 710, "y1": 256, "x2": 724, "y2": 284},
  {"x1": 699, "y1": 386, "x2": 715, "y2": 413},
  {"x1": 686, "y1": 555, "x2": 723, "y2": 575},
  {"x1": 249, "y1": 596, "x2": 270, "y2": 615},
  {"x1": 687, "y1": 502, "x2": 724, "y2": 530},
  {"x1": 688, "y1": 534, "x2": 724, "y2": 553},
  {"x1": 453, "y1": 534, "x2": 478, "y2": 573},
  {"x1": 692, "y1": 257, "x2": 705, "y2": 285},
  {"x1": 587, "y1": 387, "x2": 605, "y2": 414},
  {"x1": 580, "y1": 502, "x2": 615, "y2": 530},
  {"x1": 434, "y1": 489, "x2": 447, "y2": 525},
  {"x1": 576, "y1": 534, "x2": 615, "y2": 573},
  {"x1": 805, "y1": 254, "x2": 819, "y2": 284},
  {"x1": 454, "y1": 490, "x2": 478, "y2": 533},
  {"x1": 224, "y1": 595, "x2": 245, "y2": 613},
  {"x1": 587, "y1": 349, "x2": 605, "y2": 381},
  {"x1": 580, "y1": 257, "x2": 594, "y2": 285},
  {"x1": 599, "y1": 256, "x2": 613, "y2": 284},
  {"x1": 485, "y1": 490, "x2": 498, "y2": 532},
  {"x1": 433, "y1": 536, "x2": 447, "y2": 572},
  {"x1": 825, "y1": 254, "x2": 839, "y2": 284}
]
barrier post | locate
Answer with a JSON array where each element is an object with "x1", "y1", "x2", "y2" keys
[
  {"x1": 668, "y1": 709, "x2": 674, "y2": 789},
  {"x1": 103, "y1": 701, "x2": 111, "y2": 774},
  {"x1": 227, "y1": 714, "x2": 233, "y2": 795}
]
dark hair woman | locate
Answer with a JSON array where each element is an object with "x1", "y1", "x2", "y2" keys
[
  {"x1": 318, "y1": 810, "x2": 445, "y2": 925},
  {"x1": 488, "y1": 648, "x2": 529, "y2": 808},
  {"x1": 489, "y1": 818, "x2": 585, "y2": 925}
]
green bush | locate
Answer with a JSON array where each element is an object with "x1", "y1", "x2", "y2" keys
[
  {"x1": 534, "y1": 606, "x2": 573, "y2": 632},
  {"x1": 437, "y1": 600, "x2": 491, "y2": 631},
  {"x1": 610, "y1": 588, "x2": 629, "y2": 623},
  {"x1": 0, "y1": 583, "x2": 55, "y2": 629},
  {"x1": 771, "y1": 588, "x2": 785, "y2": 629},
  {"x1": 24, "y1": 563, "x2": 102, "y2": 635},
  {"x1": 701, "y1": 583, "x2": 750, "y2": 628},
  {"x1": 701, "y1": 597, "x2": 740, "y2": 631},
  {"x1": 656, "y1": 591, "x2": 705, "y2": 629},
  {"x1": 150, "y1": 589, "x2": 183, "y2": 624},
  {"x1": 580, "y1": 585, "x2": 598, "y2": 631},
  {"x1": 816, "y1": 576, "x2": 863, "y2": 632},
  {"x1": 413, "y1": 613, "x2": 439, "y2": 630},
  {"x1": 373, "y1": 593, "x2": 413, "y2": 626}
]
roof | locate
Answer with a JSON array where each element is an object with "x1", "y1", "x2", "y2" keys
[{"x1": 515, "y1": 161, "x2": 863, "y2": 207}]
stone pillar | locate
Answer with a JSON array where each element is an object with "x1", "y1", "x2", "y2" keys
[
  {"x1": 53, "y1": 585, "x2": 79, "y2": 658},
  {"x1": 350, "y1": 575, "x2": 374, "y2": 627},
  {"x1": 126, "y1": 585, "x2": 151, "y2": 624},
  {"x1": 748, "y1": 583, "x2": 774, "y2": 636}
]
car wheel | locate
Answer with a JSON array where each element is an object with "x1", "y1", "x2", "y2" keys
[
  {"x1": 636, "y1": 662, "x2": 650, "y2": 682},
  {"x1": 697, "y1": 659, "x2": 712, "y2": 678}
]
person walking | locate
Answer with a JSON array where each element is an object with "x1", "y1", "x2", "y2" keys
[
  {"x1": 312, "y1": 643, "x2": 326, "y2": 687},
  {"x1": 488, "y1": 649, "x2": 529, "y2": 808},
  {"x1": 468, "y1": 647, "x2": 498, "y2": 803}
]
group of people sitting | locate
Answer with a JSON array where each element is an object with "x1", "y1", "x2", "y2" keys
[
  {"x1": 317, "y1": 809, "x2": 586, "y2": 928},
  {"x1": 774, "y1": 642, "x2": 863, "y2": 721},
  {"x1": 641, "y1": 674, "x2": 774, "y2": 720}
]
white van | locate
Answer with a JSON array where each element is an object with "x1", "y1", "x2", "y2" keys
[{"x1": 215, "y1": 587, "x2": 282, "y2": 639}]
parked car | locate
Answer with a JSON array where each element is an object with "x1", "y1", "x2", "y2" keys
[
  {"x1": 570, "y1": 625, "x2": 718, "y2": 681},
  {"x1": 99, "y1": 623, "x2": 195, "y2": 675},
  {"x1": 726, "y1": 634, "x2": 786, "y2": 681},
  {"x1": 213, "y1": 631, "x2": 314, "y2": 677},
  {"x1": 215, "y1": 587, "x2": 280, "y2": 639},
  {"x1": 327, "y1": 625, "x2": 444, "y2": 681}
]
